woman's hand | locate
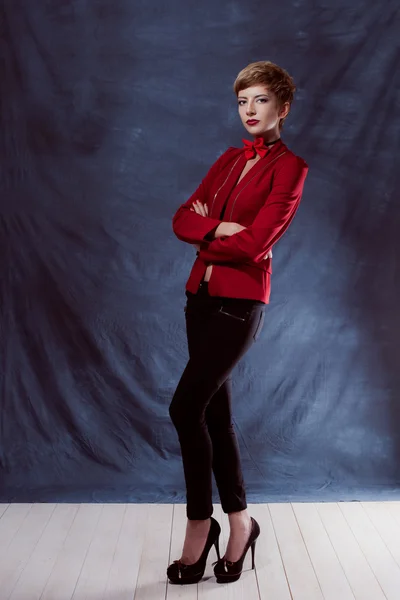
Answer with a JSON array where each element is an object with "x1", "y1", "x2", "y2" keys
[
  {"x1": 190, "y1": 200, "x2": 208, "y2": 217},
  {"x1": 190, "y1": 202, "x2": 207, "y2": 252},
  {"x1": 190, "y1": 200, "x2": 271, "y2": 260}
]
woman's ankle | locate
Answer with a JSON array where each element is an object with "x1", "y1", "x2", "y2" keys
[
  {"x1": 228, "y1": 508, "x2": 249, "y2": 519},
  {"x1": 187, "y1": 517, "x2": 211, "y2": 528},
  {"x1": 228, "y1": 509, "x2": 251, "y2": 527}
]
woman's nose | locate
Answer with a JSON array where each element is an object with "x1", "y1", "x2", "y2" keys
[{"x1": 246, "y1": 103, "x2": 256, "y2": 116}]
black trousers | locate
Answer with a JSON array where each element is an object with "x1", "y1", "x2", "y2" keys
[{"x1": 169, "y1": 282, "x2": 265, "y2": 520}]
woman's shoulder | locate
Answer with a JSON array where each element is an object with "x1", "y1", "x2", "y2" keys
[
  {"x1": 215, "y1": 145, "x2": 242, "y2": 163},
  {"x1": 279, "y1": 142, "x2": 308, "y2": 171},
  {"x1": 206, "y1": 146, "x2": 242, "y2": 174}
]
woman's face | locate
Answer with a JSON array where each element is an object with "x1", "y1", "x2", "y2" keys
[{"x1": 237, "y1": 84, "x2": 289, "y2": 140}]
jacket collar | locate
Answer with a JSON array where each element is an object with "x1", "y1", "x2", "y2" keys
[{"x1": 234, "y1": 138, "x2": 287, "y2": 189}]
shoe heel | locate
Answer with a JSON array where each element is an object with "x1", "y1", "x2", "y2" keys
[
  {"x1": 251, "y1": 540, "x2": 256, "y2": 570},
  {"x1": 214, "y1": 534, "x2": 221, "y2": 560}
]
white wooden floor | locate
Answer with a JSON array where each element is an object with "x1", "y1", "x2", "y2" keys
[{"x1": 1, "y1": 502, "x2": 400, "y2": 599}]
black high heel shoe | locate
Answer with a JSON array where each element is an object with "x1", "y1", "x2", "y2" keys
[
  {"x1": 167, "y1": 516, "x2": 221, "y2": 585},
  {"x1": 213, "y1": 516, "x2": 260, "y2": 584}
]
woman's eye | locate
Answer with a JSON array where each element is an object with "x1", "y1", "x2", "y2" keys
[{"x1": 257, "y1": 98, "x2": 268, "y2": 103}]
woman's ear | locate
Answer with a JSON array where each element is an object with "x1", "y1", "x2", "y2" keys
[{"x1": 279, "y1": 102, "x2": 290, "y2": 120}]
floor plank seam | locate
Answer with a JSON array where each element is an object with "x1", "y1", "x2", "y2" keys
[
  {"x1": 165, "y1": 504, "x2": 176, "y2": 600},
  {"x1": 267, "y1": 503, "x2": 294, "y2": 600},
  {"x1": 361, "y1": 502, "x2": 400, "y2": 571},
  {"x1": 313, "y1": 503, "x2": 356, "y2": 600},
  {"x1": 290, "y1": 503, "x2": 326, "y2": 599},
  {"x1": 38, "y1": 504, "x2": 80, "y2": 600},
  {"x1": 105, "y1": 503, "x2": 128, "y2": 596},
  {"x1": 70, "y1": 504, "x2": 104, "y2": 600},
  {"x1": 337, "y1": 502, "x2": 389, "y2": 600},
  {"x1": 9, "y1": 504, "x2": 58, "y2": 600},
  {"x1": 0, "y1": 504, "x2": 11, "y2": 520}
]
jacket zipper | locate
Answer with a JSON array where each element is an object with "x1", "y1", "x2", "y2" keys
[
  {"x1": 228, "y1": 151, "x2": 287, "y2": 221},
  {"x1": 209, "y1": 156, "x2": 242, "y2": 217}
]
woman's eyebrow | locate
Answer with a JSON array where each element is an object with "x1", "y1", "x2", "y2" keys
[{"x1": 238, "y1": 94, "x2": 269, "y2": 99}]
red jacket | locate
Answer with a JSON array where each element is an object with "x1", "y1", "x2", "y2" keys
[{"x1": 172, "y1": 139, "x2": 308, "y2": 303}]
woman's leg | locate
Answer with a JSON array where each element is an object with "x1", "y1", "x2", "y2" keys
[
  {"x1": 169, "y1": 354, "x2": 221, "y2": 520},
  {"x1": 205, "y1": 377, "x2": 247, "y2": 514},
  {"x1": 169, "y1": 292, "x2": 265, "y2": 522},
  {"x1": 169, "y1": 287, "x2": 265, "y2": 565},
  {"x1": 205, "y1": 375, "x2": 254, "y2": 564}
]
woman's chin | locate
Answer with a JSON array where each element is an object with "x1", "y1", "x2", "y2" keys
[{"x1": 244, "y1": 127, "x2": 260, "y2": 137}]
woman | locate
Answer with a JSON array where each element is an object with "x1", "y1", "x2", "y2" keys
[{"x1": 167, "y1": 60, "x2": 308, "y2": 585}]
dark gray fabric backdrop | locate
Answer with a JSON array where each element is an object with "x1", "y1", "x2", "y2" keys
[{"x1": 1, "y1": 0, "x2": 400, "y2": 502}]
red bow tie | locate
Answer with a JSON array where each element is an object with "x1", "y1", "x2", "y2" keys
[{"x1": 242, "y1": 137, "x2": 269, "y2": 160}]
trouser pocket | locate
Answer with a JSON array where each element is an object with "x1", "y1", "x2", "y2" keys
[
  {"x1": 217, "y1": 305, "x2": 250, "y2": 322},
  {"x1": 253, "y1": 309, "x2": 265, "y2": 341}
]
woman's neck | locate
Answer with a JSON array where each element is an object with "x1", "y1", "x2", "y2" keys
[{"x1": 256, "y1": 129, "x2": 281, "y2": 144}]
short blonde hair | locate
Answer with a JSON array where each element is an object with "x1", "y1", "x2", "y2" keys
[{"x1": 233, "y1": 61, "x2": 296, "y2": 129}]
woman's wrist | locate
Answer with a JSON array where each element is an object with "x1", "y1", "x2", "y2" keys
[
  {"x1": 214, "y1": 223, "x2": 227, "y2": 238},
  {"x1": 215, "y1": 222, "x2": 246, "y2": 238}
]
